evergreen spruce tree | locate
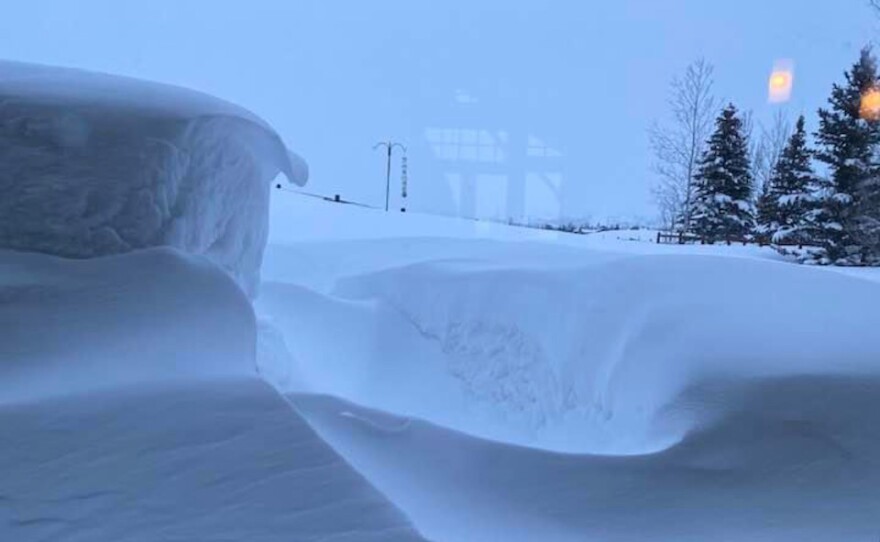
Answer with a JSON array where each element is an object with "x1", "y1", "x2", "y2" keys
[
  {"x1": 761, "y1": 116, "x2": 815, "y2": 244},
  {"x1": 813, "y1": 48, "x2": 880, "y2": 264},
  {"x1": 691, "y1": 104, "x2": 755, "y2": 242},
  {"x1": 755, "y1": 179, "x2": 777, "y2": 240}
]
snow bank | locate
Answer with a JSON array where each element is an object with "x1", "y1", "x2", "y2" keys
[
  {"x1": 338, "y1": 254, "x2": 880, "y2": 452},
  {"x1": 0, "y1": 247, "x2": 256, "y2": 403},
  {"x1": 295, "y1": 390, "x2": 880, "y2": 541},
  {"x1": 242, "y1": 192, "x2": 880, "y2": 539},
  {"x1": 0, "y1": 248, "x2": 425, "y2": 541},
  {"x1": 255, "y1": 197, "x2": 880, "y2": 539},
  {"x1": 0, "y1": 61, "x2": 308, "y2": 297},
  {"x1": 259, "y1": 232, "x2": 880, "y2": 454}
]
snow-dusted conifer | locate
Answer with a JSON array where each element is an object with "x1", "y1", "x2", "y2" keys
[
  {"x1": 812, "y1": 48, "x2": 880, "y2": 264},
  {"x1": 691, "y1": 104, "x2": 755, "y2": 241},
  {"x1": 760, "y1": 116, "x2": 815, "y2": 245}
]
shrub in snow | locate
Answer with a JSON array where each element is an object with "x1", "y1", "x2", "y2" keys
[{"x1": 0, "y1": 61, "x2": 307, "y2": 296}]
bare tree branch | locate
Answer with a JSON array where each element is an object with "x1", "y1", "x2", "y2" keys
[
  {"x1": 752, "y1": 110, "x2": 792, "y2": 196},
  {"x1": 649, "y1": 59, "x2": 718, "y2": 230}
]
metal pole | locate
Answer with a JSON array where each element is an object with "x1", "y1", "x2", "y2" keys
[
  {"x1": 374, "y1": 141, "x2": 406, "y2": 213},
  {"x1": 385, "y1": 144, "x2": 392, "y2": 212}
]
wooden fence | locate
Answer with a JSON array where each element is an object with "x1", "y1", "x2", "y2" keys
[
  {"x1": 656, "y1": 231, "x2": 806, "y2": 249},
  {"x1": 656, "y1": 232, "x2": 703, "y2": 245}
]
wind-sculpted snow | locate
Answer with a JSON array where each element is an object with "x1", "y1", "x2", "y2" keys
[
  {"x1": 294, "y1": 384, "x2": 880, "y2": 541},
  {"x1": 0, "y1": 248, "x2": 426, "y2": 541},
  {"x1": 257, "y1": 197, "x2": 880, "y2": 539},
  {"x1": 0, "y1": 248, "x2": 256, "y2": 403},
  {"x1": 259, "y1": 234, "x2": 880, "y2": 456},
  {"x1": 0, "y1": 61, "x2": 308, "y2": 297},
  {"x1": 0, "y1": 382, "x2": 425, "y2": 542}
]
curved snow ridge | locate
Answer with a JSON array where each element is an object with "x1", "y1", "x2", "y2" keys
[
  {"x1": 315, "y1": 253, "x2": 880, "y2": 454},
  {"x1": 293, "y1": 381, "x2": 880, "y2": 541},
  {"x1": 0, "y1": 247, "x2": 256, "y2": 404},
  {"x1": 0, "y1": 59, "x2": 308, "y2": 188},
  {"x1": 0, "y1": 59, "x2": 306, "y2": 182},
  {"x1": 0, "y1": 61, "x2": 307, "y2": 297}
]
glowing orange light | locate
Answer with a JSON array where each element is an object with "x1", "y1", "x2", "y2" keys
[
  {"x1": 770, "y1": 73, "x2": 789, "y2": 89},
  {"x1": 768, "y1": 63, "x2": 794, "y2": 104},
  {"x1": 861, "y1": 88, "x2": 880, "y2": 121}
]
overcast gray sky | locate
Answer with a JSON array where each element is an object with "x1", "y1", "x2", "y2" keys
[{"x1": 1, "y1": 1, "x2": 877, "y2": 223}]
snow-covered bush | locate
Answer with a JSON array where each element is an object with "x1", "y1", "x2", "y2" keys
[{"x1": 0, "y1": 61, "x2": 307, "y2": 297}]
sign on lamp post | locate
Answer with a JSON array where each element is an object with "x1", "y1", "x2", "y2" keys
[
  {"x1": 373, "y1": 140, "x2": 407, "y2": 212},
  {"x1": 400, "y1": 155, "x2": 408, "y2": 212}
]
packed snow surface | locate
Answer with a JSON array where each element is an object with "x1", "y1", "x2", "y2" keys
[
  {"x1": 256, "y1": 194, "x2": 880, "y2": 540},
  {"x1": 5, "y1": 167, "x2": 880, "y2": 541},
  {"x1": 0, "y1": 248, "x2": 425, "y2": 541},
  {"x1": 0, "y1": 61, "x2": 308, "y2": 297}
]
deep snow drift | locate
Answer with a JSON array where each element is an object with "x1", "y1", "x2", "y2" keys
[
  {"x1": 0, "y1": 248, "x2": 425, "y2": 541},
  {"x1": 261, "y1": 196, "x2": 880, "y2": 454},
  {"x1": 0, "y1": 248, "x2": 254, "y2": 403},
  {"x1": 256, "y1": 194, "x2": 880, "y2": 540},
  {"x1": 0, "y1": 61, "x2": 308, "y2": 296},
  {"x1": 0, "y1": 68, "x2": 431, "y2": 541},
  {"x1": 295, "y1": 386, "x2": 880, "y2": 542},
  {"x1": 265, "y1": 249, "x2": 880, "y2": 455}
]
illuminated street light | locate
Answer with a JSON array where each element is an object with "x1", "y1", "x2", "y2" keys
[
  {"x1": 768, "y1": 60, "x2": 794, "y2": 104},
  {"x1": 861, "y1": 87, "x2": 880, "y2": 121}
]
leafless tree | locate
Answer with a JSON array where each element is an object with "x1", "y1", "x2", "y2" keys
[
  {"x1": 649, "y1": 59, "x2": 719, "y2": 231},
  {"x1": 751, "y1": 110, "x2": 792, "y2": 197},
  {"x1": 741, "y1": 108, "x2": 756, "y2": 171}
]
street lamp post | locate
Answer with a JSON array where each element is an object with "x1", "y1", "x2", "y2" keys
[{"x1": 373, "y1": 140, "x2": 407, "y2": 212}]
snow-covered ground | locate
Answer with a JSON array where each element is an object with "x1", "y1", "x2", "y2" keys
[
  {"x1": 257, "y1": 193, "x2": 880, "y2": 540},
  {"x1": 4, "y1": 84, "x2": 880, "y2": 539},
  {"x1": 0, "y1": 64, "x2": 423, "y2": 542},
  {"x1": 0, "y1": 248, "x2": 425, "y2": 541}
]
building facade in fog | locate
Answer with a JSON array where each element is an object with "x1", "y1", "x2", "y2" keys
[{"x1": 415, "y1": 91, "x2": 569, "y2": 224}]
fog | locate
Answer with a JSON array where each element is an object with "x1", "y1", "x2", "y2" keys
[{"x1": 2, "y1": 0, "x2": 874, "y2": 223}]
